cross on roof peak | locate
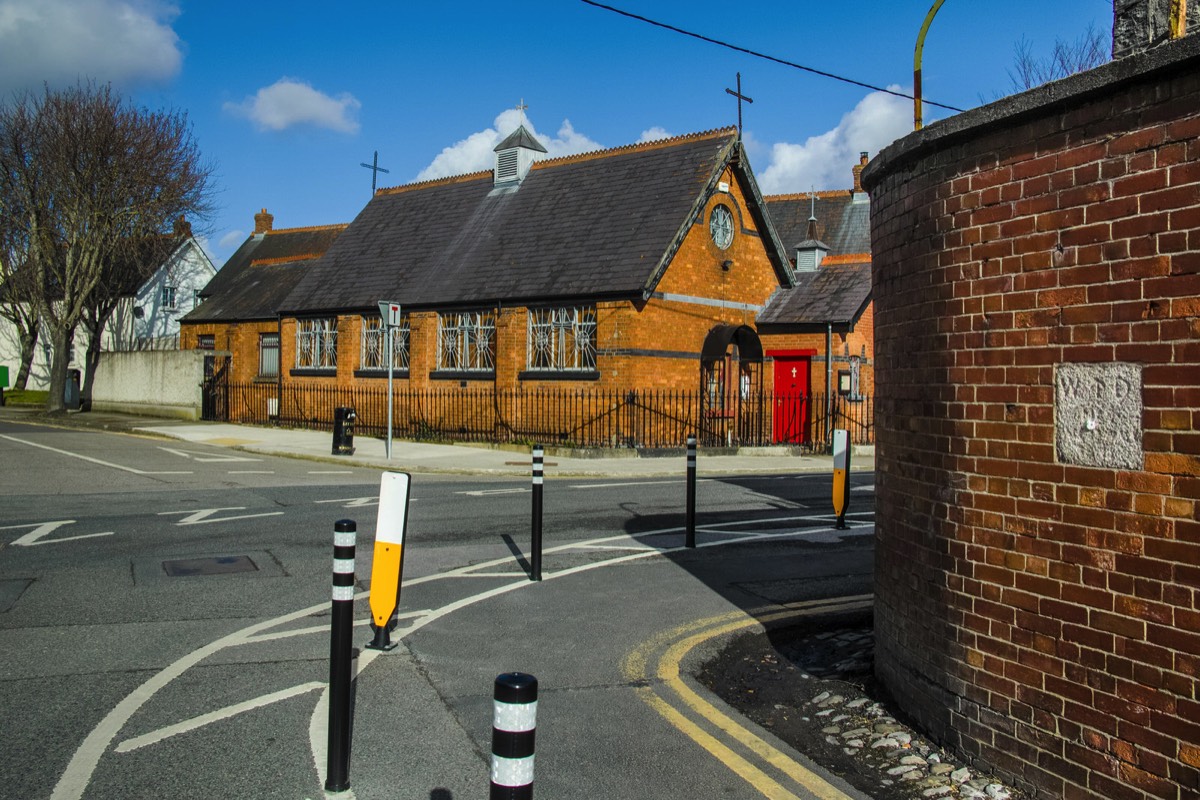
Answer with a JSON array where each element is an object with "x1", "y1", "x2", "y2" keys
[{"x1": 724, "y1": 73, "x2": 753, "y2": 136}]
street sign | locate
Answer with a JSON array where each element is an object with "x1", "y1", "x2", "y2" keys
[{"x1": 377, "y1": 300, "x2": 401, "y2": 327}]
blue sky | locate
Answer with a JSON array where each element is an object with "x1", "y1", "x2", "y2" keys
[{"x1": 0, "y1": 0, "x2": 1114, "y2": 266}]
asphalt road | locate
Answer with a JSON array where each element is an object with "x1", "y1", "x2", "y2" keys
[{"x1": 0, "y1": 419, "x2": 876, "y2": 800}]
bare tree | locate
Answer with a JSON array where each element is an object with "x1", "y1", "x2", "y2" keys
[
  {"x1": 78, "y1": 230, "x2": 184, "y2": 409},
  {"x1": 0, "y1": 212, "x2": 42, "y2": 391},
  {"x1": 0, "y1": 83, "x2": 212, "y2": 412},
  {"x1": 1007, "y1": 22, "x2": 1109, "y2": 91}
]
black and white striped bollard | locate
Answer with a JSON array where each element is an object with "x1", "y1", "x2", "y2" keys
[
  {"x1": 685, "y1": 434, "x2": 697, "y2": 548},
  {"x1": 325, "y1": 519, "x2": 356, "y2": 793},
  {"x1": 490, "y1": 672, "x2": 538, "y2": 799},
  {"x1": 531, "y1": 445, "x2": 543, "y2": 581}
]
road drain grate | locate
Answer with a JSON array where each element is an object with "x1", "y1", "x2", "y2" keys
[{"x1": 162, "y1": 555, "x2": 259, "y2": 577}]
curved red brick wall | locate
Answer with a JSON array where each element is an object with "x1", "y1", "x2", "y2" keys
[{"x1": 863, "y1": 37, "x2": 1200, "y2": 800}]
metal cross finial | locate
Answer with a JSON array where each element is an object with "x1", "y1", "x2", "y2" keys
[
  {"x1": 724, "y1": 72, "x2": 754, "y2": 136},
  {"x1": 516, "y1": 98, "x2": 529, "y2": 126},
  {"x1": 360, "y1": 150, "x2": 391, "y2": 195}
]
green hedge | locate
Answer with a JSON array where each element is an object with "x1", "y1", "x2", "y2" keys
[{"x1": 2, "y1": 389, "x2": 49, "y2": 406}]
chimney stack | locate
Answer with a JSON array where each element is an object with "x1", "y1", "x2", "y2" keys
[
  {"x1": 173, "y1": 215, "x2": 192, "y2": 238},
  {"x1": 254, "y1": 208, "x2": 274, "y2": 235},
  {"x1": 1113, "y1": 0, "x2": 1194, "y2": 58},
  {"x1": 852, "y1": 152, "x2": 869, "y2": 194}
]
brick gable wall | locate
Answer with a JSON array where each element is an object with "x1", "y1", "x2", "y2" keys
[{"x1": 864, "y1": 42, "x2": 1200, "y2": 800}]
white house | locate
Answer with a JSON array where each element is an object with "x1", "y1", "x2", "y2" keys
[{"x1": 0, "y1": 235, "x2": 216, "y2": 392}]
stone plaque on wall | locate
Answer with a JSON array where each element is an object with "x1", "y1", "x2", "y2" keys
[{"x1": 1055, "y1": 363, "x2": 1144, "y2": 470}]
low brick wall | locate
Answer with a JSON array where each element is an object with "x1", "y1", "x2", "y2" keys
[{"x1": 862, "y1": 34, "x2": 1200, "y2": 800}]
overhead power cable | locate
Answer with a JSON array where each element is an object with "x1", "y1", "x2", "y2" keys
[{"x1": 579, "y1": 0, "x2": 965, "y2": 113}]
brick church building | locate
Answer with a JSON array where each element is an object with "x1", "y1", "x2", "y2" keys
[{"x1": 182, "y1": 127, "x2": 873, "y2": 447}]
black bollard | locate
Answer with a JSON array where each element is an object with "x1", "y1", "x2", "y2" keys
[
  {"x1": 325, "y1": 519, "x2": 356, "y2": 793},
  {"x1": 531, "y1": 445, "x2": 543, "y2": 581},
  {"x1": 685, "y1": 434, "x2": 697, "y2": 548},
  {"x1": 490, "y1": 672, "x2": 538, "y2": 799}
]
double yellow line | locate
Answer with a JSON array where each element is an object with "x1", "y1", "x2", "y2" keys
[{"x1": 623, "y1": 597, "x2": 873, "y2": 800}]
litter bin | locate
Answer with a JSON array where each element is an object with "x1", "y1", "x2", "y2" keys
[
  {"x1": 64, "y1": 368, "x2": 82, "y2": 411},
  {"x1": 332, "y1": 407, "x2": 356, "y2": 455}
]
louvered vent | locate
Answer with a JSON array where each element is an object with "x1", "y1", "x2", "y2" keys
[{"x1": 496, "y1": 150, "x2": 519, "y2": 183}]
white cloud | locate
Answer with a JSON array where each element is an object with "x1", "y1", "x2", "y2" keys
[
  {"x1": 0, "y1": 0, "x2": 182, "y2": 94},
  {"x1": 217, "y1": 229, "x2": 246, "y2": 251},
  {"x1": 415, "y1": 109, "x2": 604, "y2": 182},
  {"x1": 757, "y1": 89, "x2": 912, "y2": 194},
  {"x1": 225, "y1": 78, "x2": 361, "y2": 134},
  {"x1": 639, "y1": 126, "x2": 673, "y2": 143}
]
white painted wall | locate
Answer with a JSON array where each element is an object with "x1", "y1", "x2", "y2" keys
[{"x1": 91, "y1": 350, "x2": 208, "y2": 419}]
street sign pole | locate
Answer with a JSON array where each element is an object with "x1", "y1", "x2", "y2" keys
[
  {"x1": 378, "y1": 301, "x2": 400, "y2": 460},
  {"x1": 386, "y1": 323, "x2": 393, "y2": 460}
]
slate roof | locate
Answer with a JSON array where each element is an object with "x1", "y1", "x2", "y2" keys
[
  {"x1": 184, "y1": 225, "x2": 347, "y2": 322},
  {"x1": 757, "y1": 190, "x2": 873, "y2": 328},
  {"x1": 764, "y1": 192, "x2": 871, "y2": 256},
  {"x1": 756, "y1": 259, "x2": 872, "y2": 329},
  {"x1": 282, "y1": 129, "x2": 793, "y2": 315}
]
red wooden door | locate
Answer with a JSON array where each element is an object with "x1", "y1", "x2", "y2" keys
[{"x1": 772, "y1": 354, "x2": 811, "y2": 444}]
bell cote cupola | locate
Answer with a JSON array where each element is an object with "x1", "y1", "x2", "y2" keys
[
  {"x1": 794, "y1": 195, "x2": 829, "y2": 272},
  {"x1": 493, "y1": 125, "x2": 548, "y2": 187}
]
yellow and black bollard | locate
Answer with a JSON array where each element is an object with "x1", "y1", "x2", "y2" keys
[{"x1": 832, "y1": 428, "x2": 851, "y2": 529}]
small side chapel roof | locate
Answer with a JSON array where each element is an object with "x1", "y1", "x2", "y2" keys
[
  {"x1": 184, "y1": 224, "x2": 347, "y2": 323},
  {"x1": 756, "y1": 259, "x2": 872, "y2": 330},
  {"x1": 281, "y1": 128, "x2": 793, "y2": 315}
]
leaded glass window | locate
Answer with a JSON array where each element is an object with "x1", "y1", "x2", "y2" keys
[
  {"x1": 437, "y1": 311, "x2": 495, "y2": 371},
  {"x1": 295, "y1": 318, "x2": 337, "y2": 369},
  {"x1": 360, "y1": 315, "x2": 409, "y2": 371},
  {"x1": 527, "y1": 306, "x2": 597, "y2": 371}
]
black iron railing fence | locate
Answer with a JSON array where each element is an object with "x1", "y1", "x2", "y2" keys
[{"x1": 209, "y1": 381, "x2": 873, "y2": 450}]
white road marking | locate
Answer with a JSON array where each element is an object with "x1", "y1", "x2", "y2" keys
[
  {"x1": 227, "y1": 470, "x2": 275, "y2": 475},
  {"x1": 569, "y1": 479, "x2": 697, "y2": 489},
  {"x1": 1, "y1": 520, "x2": 114, "y2": 547},
  {"x1": 572, "y1": 544, "x2": 658, "y2": 551},
  {"x1": 851, "y1": 484, "x2": 875, "y2": 492},
  {"x1": 242, "y1": 611, "x2": 431, "y2": 644},
  {"x1": 314, "y1": 496, "x2": 379, "y2": 507},
  {"x1": 0, "y1": 434, "x2": 192, "y2": 475},
  {"x1": 157, "y1": 507, "x2": 285, "y2": 526},
  {"x1": 114, "y1": 682, "x2": 326, "y2": 753},
  {"x1": 456, "y1": 488, "x2": 529, "y2": 496},
  {"x1": 158, "y1": 447, "x2": 262, "y2": 463}
]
